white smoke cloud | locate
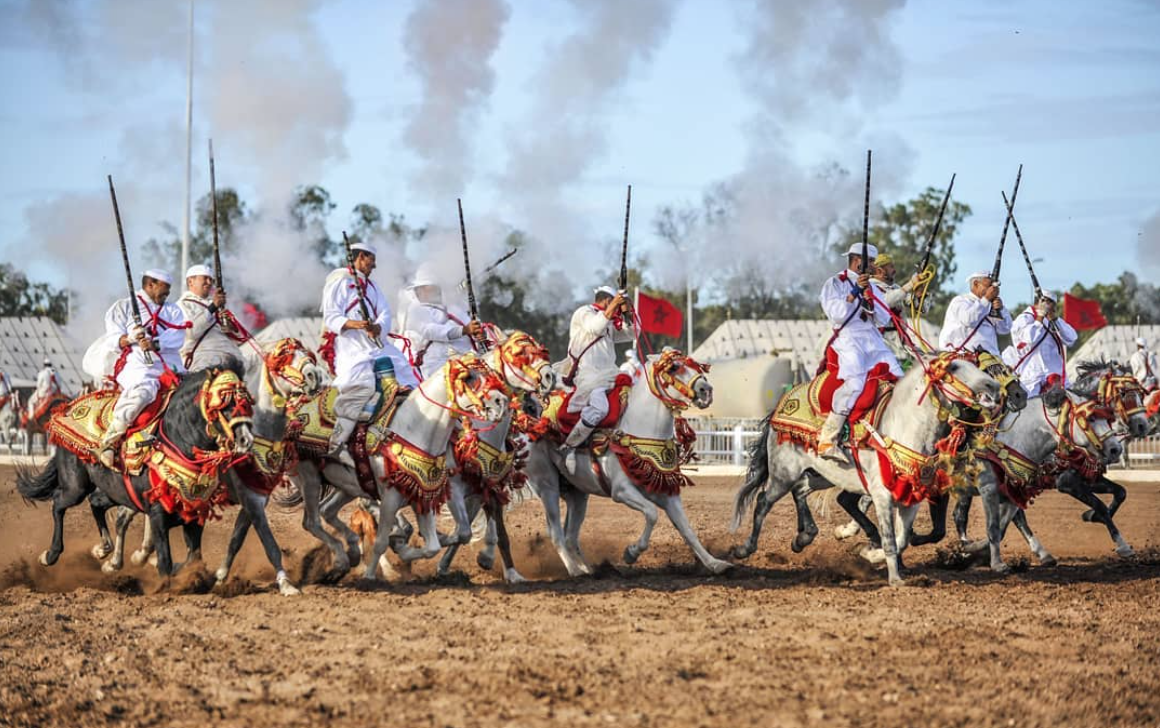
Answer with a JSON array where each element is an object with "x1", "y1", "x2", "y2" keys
[
  {"x1": 1138, "y1": 207, "x2": 1160, "y2": 280},
  {"x1": 401, "y1": 0, "x2": 510, "y2": 199}
]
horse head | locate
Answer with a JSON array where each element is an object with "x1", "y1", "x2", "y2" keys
[
  {"x1": 975, "y1": 349, "x2": 1026, "y2": 411},
  {"x1": 1072, "y1": 360, "x2": 1149, "y2": 439},
  {"x1": 922, "y1": 351, "x2": 1003, "y2": 415},
  {"x1": 643, "y1": 348, "x2": 713, "y2": 411},
  {"x1": 200, "y1": 367, "x2": 257, "y2": 455},
  {"x1": 493, "y1": 330, "x2": 557, "y2": 397},
  {"x1": 445, "y1": 353, "x2": 510, "y2": 424},
  {"x1": 263, "y1": 337, "x2": 327, "y2": 406},
  {"x1": 1045, "y1": 391, "x2": 1123, "y2": 465}
]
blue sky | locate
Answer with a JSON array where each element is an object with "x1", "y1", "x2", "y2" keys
[{"x1": 1, "y1": 0, "x2": 1158, "y2": 320}]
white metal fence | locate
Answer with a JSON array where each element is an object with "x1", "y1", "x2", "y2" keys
[{"x1": 685, "y1": 416, "x2": 1160, "y2": 470}]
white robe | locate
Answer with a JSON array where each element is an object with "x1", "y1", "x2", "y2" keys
[
  {"x1": 178, "y1": 292, "x2": 244, "y2": 371},
  {"x1": 1005, "y1": 308, "x2": 1077, "y2": 397},
  {"x1": 939, "y1": 292, "x2": 1012, "y2": 355},
  {"x1": 27, "y1": 367, "x2": 62, "y2": 415},
  {"x1": 819, "y1": 270, "x2": 902, "y2": 414},
  {"x1": 1130, "y1": 349, "x2": 1158, "y2": 390},
  {"x1": 321, "y1": 268, "x2": 418, "y2": 420},
  {"x1": 564, "y1": 304, "x2": 636, "y2": 415},
  {"x1": 91, "y1": 292, "x2": 187, "y2": 427},
  {"x1": 398, "y1": 290, "x2": 473, "y2": 381}
]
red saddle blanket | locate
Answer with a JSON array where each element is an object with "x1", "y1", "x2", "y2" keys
[
  {"x1": 815, "y1": 347, "x2": 897, "y2": 422},
  {"x1": 542, "y1": 374, "x2": 633, "y2": 437}
]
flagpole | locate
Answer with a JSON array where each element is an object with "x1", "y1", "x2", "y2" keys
[
  {"x1": 180, "y1": 0, "x2": 194, "y2": 291},
  {"x1": 686, "y1": 274, "x2": 693, "y2": 353}
]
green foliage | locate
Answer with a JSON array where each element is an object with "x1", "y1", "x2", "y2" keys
[
  {"x1": 142, "y1": 188, "x2": 248, "y2": 274},
  {"x1": 0, "y1": 263, "x2": 69, "y2": 324},
  {"x1": 290, "y1": 184, "x2": 338, "y2": 266},
  {"x1": 1068, "y1": 272, "x2": 1160, "y2": 349}
]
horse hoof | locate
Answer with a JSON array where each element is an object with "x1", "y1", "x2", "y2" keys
[
  {"x1": 860, "y1": 546, "x2": 887, "y2": 564},
  {"x1": 504, "y1": 568, "x2": 527, "y2": 584},
  {"x1": 992, "y1": 561, "x2": 1012, "y2": 575},
  {"x1": 148, "y1": 554, "x2": 158, "y2": 568},
  {"x1": 888, "y1": 576, "x2": 906, "y2": 587},
  {"x1": 731, "y1": 545, "x2": 753, "y2": 560},
  {"x1": 833, "y1": 522, "x2": 861, "y2": 541},
  {"x1": 706, "y1": 558, "x2": 733, "y2": 575},
  {"x1": 623, "y1": 546, "x2": 640, "y2": 565},
  {"x1": 1115, "y1": 543, "x2": 1135, "y2": 558},
  {"x1": 476, "y1": 553, "x2": 495, "y2": 571},
  {"x1": 791, "y1": 530, "x2": 817, "y2": 554},
  {"x1": 277, "y1": 578, "x2": 302, "y2": 596},
  {"x1": 1081, "y1": 509, "x2": 1096, "y2": 523},
  {"x1": 91, "y1": 543, "x2": 112, "y2": 561},
  {"x1": 1039, "y1": 554, "x2": 1058, "y2": 567},
  {"x1": 39, "y1": 550, "x2": 56, "y2": 567},
  {"x1": 130, "y1": 550, "x2": 149, "y2": 566},
  {"x1": 101, "y1": 560, "x2": 121, "y2": 574}
]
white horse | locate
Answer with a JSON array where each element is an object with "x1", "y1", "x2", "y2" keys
[
  {"x1": 523, "y1": 348, "x2": 729, "y2": 577},
  {"x1": 293, "y1": 352, "x2": 511, "y2": 580},
  {"x1": 733, "y1": 351, "x2": 1003, "y2": 585},
  {"x1": 0, "y1": 390, "x2": 19, "y2": 447},
  {"x1": 93, "y1": 339, "x2": 327, "y2": 595},
  {"x1": 435, "y1": 332, "x2": 557, "y2": 583}
]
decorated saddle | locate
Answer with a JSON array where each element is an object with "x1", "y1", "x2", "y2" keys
[
  {"x1": 538, "y1": 373, "x2": 634, "y2": 439},
  {"x1": 769, "y1": 360, "x2": 896, "y2": 453},
  {"x1": 45, "y1": 382, "x2": 180, "y2": 473},
  {"x1": 286, "y1": 378, "x2": 406, "y2": 458}
]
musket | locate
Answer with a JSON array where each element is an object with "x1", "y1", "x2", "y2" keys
[
  {"x1": 619, "y1": 184, "x2": 631, "y2": 292},
  {"x1": 457, "y1": 247, "x2": 518, "y2": 292},
  {"x1": 916, "y1": 173, "x2": 956, "y2": 276},
  {"x1": 1001, "y1": 189, "x2": 1041, "y2": 301},
  {"x1": 860, "y1": 150, "x2": 872, "y2": 312},
  {"x1": 992, "y1": 164, "x2": 1023, "y2": 285},
  {"x1": 107, "y1": 175, "x2": 151, "y2": 364},
  {"x1": 341, "y1": 230, "x2": 382, "y2": 348},
  {"x1": 457, "y1": 198, "x2": 487, "y2": 352},
  {"x1": 208, "y1": 138, "x2": 224, "y2": 292}
]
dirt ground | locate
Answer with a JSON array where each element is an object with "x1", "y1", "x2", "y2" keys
[{"x1": 1, "y1": 462, "x2": 1158, "y2": 728}]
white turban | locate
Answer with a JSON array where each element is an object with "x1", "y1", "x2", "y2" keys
[
  {"x1": 965, "y1": 271, "x2": 992, "y2": 285},
  {"x1": 350, "y1": 241, "x2": 377, "y2": 257},
  {"x1": 143, "y1": 268, "x2": 172, "y2": 285},
  {"x1": 185, "y1": 264, "x2": 213, "y2": 279},
  {"x1": 845, "y1": 243, "x2": 878, "y2": 260}
]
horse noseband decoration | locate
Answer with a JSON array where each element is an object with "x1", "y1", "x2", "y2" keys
[
  {"x1": 646, "y1": 350, "x2": 711, "y2": 412},
  {"x1": 497, "y1": 331, "x2": 553, "y2": 393},
  {"x1": 198, "y1": 368, "x2": 255, "y2": 447},
  {"x1": 263, "y1": 337, "x2": 319, "y2": 408}
]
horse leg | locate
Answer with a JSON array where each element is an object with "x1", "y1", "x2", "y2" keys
[
  {"x1": 953, "y1": 491, "x2": 973, "y2": 546},
  {"x1": 977, "y1": 478, "x2": 1011, "y2": 574},
  {"x1": 867, "y1": 485, "x2": 904, "y2": 585},
  {"x1": 1057, "y1": 472, "x2": 1133, "y2": 557},
  {"x1": 909, "y1": 493, "x2": 948, "y2": 546},
  {"x1": 441, "y1": 478, "x2": 473, "y2": 546},
  {"x1": 1102, "y1": 478, "x2": 1128, "y2": 519},
  {"x1": 836, "y1": 489, "x2": 881, "y2": 547},
  {"x1": 239, "y1": 487, "x2": 299, "y2": 595},
  {"x1": 294, "y1": 467, "x2": 351, "y2": 575},
  {"x1": 172, "y1": 523, "x2": 204, "y2": 574},
  {"x1": 657, "y1": 492, "x2": 731, "y2": 575},
  {"x1": 606, "y1": 476, "x2": 659, "y2": 567},
  {"x1": 489, "y1": 502, "x2": 525, "y2": 583},
  {"x1": 562, "y1": 488, "x2": 592, "y2": 570},
  {"x1": 319, "y1": 488, "x2": 361, "y2": 569},
  {"x1": 438, "y1": 497, "x2": 483, "y2": 576},
  {"x1": 1008, "y1": 506, "x2": 1057, "y2": 566},
  {"x1": 88, "y1": 494, "x2": 114, "y2": 561},
  {"x1": 148, "y1": 506, "x2": 176, "y2": 577},
  {"x1": 733, "y1": 477, "x2": 794, "y2": 560},
  {"x1": 476, "y1": 502, "x2": 499, "y2": 571},
  {"x1": 216, "y1": 504, "x2": 252, "y2": 585},
  {"x1": 40, "y1": 472, "x2": 91, "y2": 567},
  {"x1": 536, "y1": 473, "x2": 588, "y2": 577},
  {"x1": 789, "y1": 478, "x2": 819, "y2": 553},
  {"x1": 103, "y1": 506, "x2": 137, "y2": 573},
  {"x1": 130, "y1": 511, "x2": 155, "y2": 566},
  {"x1": 365, "y1": 489, "x2": 405, "y2": 580}
]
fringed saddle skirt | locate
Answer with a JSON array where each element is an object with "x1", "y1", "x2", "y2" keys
[
  {"x1": 45, "y1": 386, "x2": 177, "y2": 474},
  {"x1": 539, "y1": 374, "x2": 634, "y2": 439},
  {"x1": 769, "y1": 367, "x2": 895, "y2": 453}
]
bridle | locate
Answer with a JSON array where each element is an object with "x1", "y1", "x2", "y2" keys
[
  {"x1": 197, "y1": 368, "x2": 255, "y2": 447},
  {"x1": 645, "y1": 350, "x2": 711, "y2": 413},
  {"x1": 1045, "y1": 396, "x2": 1117, "y2": 456},
  {"x1": 1089, "y1": 371, "x2": 1146, "y2": 423},
  {"x1": 919, "y1": 351, "x2": 1003, "y2": 425},
  {"x1": 263, "y1": 338, "x2": 319, "y2": 408},
  {"x1": 494, "y1": 331, "x2": 552, "y2": 394},
  {"x1": 443, "y1": 354, "x2": 510, "y2": 422}
]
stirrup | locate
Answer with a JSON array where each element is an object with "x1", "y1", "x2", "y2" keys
[{"x1": 98, "y1": 447, "x2": 118, "y2": 470}]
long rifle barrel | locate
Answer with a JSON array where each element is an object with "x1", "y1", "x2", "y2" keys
[
  {"x1": 208, "y1": 139, "x2": 223, "y2": 291},
  {"x1": 992, "y1": 164, "x2": 1023, "y2": 284},
  {"x1": 917, "y1": 173, "x2": 956, "y2": 275},
  {"x1": 457, "y1": 199, "x2": 486, "y2": 352},
  {"x1": 861, "y1": 150, "x2": 871, "y2": 271},
  {"x1": 1001, "y1": 190, "x2": 1041, "y2": 299},
  {"x1": 619, "y1": 185, "x2": 631, "y2": 292},
  {"x1": 107, "y1": 175, "x2": 151, "y2": 364}
]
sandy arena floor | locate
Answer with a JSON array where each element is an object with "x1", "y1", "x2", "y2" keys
[{"x1": 1, "y1": 462, "x2": 1158, "y2": 727}]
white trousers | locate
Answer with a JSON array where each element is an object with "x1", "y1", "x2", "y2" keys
[
  {"x1": 831, "y1": 375, "x2": 867, "y2": 417},
  {"x1": 568, "y1": 387, "x2": 609, "y2": 428},
  {"x1": 111, "y1": 377, "x2": 160, "y2": 430}
]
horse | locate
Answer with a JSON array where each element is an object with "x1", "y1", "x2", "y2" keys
[
  {"x1": 0, "y1": 389, "x2": 19, "y2": 447},
  {"x1": 20, "y1": 390, "x2": 68, "y2": 454},
  {"x1": 522, "y1": 348, "x2": 728, "y2": 577},
  {"x1": 16, "y1": 364, "x2": 255, "y2": 576},
  {"x1": 435, "y1": 331, "x2": 556, "y2": 583},
  {"x1": 732, "y1": 351, "x2": 1002, "y2": 585},
  {"x1": 291, "y1": 351, "x2": 511, "y2": 581},
  {"x1": 95, "y1": 340, "x2": 328, "y2": 595}
]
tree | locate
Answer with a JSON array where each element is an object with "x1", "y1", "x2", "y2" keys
[
  {"x1": 0, "y1": 263, "x2": 69, "y2": 324},
  {"x1": 142, "y1": 188, "x2": 248, "y2": 274},
  {"x1": 836, "y1": 186, "x2": 972, "y2": 324},
  {"x1": 290, "y1": 185, "x2": 338, "y2": 266}
]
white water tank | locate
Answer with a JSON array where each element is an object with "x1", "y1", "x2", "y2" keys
[{"x1": 697, "y1": 357, "x2": 796, "y2": 419}]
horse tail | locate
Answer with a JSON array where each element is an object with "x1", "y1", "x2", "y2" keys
[
  {"x1": 731, "y1": 414, "x2": 773, "y2": 532},
  {"x1": 16, "y1": 454, "x2": 60, "y2": 502}
]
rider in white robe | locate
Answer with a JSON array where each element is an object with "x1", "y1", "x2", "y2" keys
[
  {"x1": 816, "y1": 243, "x2": 901, "y2": 462},
  {"x1": 870, "y1": 252, "x2": 924, "y2": 368},
  {"x1": 1002, "y1": 291, "x2": 1077, "y2": 397},
  {"x1": 95, "y1": 269, "x2": 188, "y2": 468},
  {"x1": 320, "y1": 241, "x2": 418, "y2": 454},
  {"x1": 27, "y1": 358, "x2": 63, "y2": 418},
  {"x1": 396, "y1": 264, "x2": 480, "y2": 381},
  {"x1": 939, "y1": 271, "x2": 1012, "y2": 356},
  {"x1": 178, "y1": 264, "x2": 243, "y2": 371},
  {"x1": 1130, "y1": 337, "x2": 1158, "y2": 391},
  {"x1": 561, "y1": 286, "x2": 636, "y2": 467}
]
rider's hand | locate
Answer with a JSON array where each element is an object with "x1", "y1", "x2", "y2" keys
[
  {"x1": 605, "y1": 293, "x2": 627, "y2": 319},
  {"x1": 984, "y1": 284, "x2": 1000, "y2": 302},
  {"x1": 857, "y1": 273, "x2": 870, "y2": 290},
  {"x1": 213, "y1": 289, "x2": 227, "y2": 309},
  {"x1": 344, "y1": 319, "x2": 369, "y2": 331},
  {"x1": 462, "y1": 319, "x2": 482, "y2": 338},
  {"x1": 992, "y1": 296, "x2": 1004, "y2": 311},
  {"x1": 366, "y1": 323, "x2": 382, "y2": 338}
]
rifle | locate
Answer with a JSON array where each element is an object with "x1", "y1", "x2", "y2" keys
[
  {"x1": 916, "y1": 173, "x2": 956, "y2": 276},
  {"x1": 1001, "y1": 189, "x2": 1042, "y2": 302},
  {"x1": 341, "y1": 231, "x2": 382, "y2": 348},
  {"x1": 106, "y1": 175, "x2": 151, "y2": 364},
  {"x1": 860, "y1": 150, "x2": 872, "y2": 312},
  {"x1": 620, "y1": 185, "x2": 631, "y2": 292},
  {"x1": 457, "y1": 247, "x2": 518, "y2": 292},
  {"x1": 457, "y1": 199, "x2": 487, "y2": 352},
  {"x1": 992, "y1": 164, "x2": 1023, "y2": 285},
  {"x1": 208, "y1": 138, "x2": 224, "y2": 292}
]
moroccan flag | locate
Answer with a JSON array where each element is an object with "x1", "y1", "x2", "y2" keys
[
  {"x1": 1062, "y1": 292, "x2": 1107, "y2": 331},
  {"x1": 636, "y1": 291, "x2": 683, "y2": 338}
]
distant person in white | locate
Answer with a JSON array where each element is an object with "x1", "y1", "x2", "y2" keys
[
  {"x1": 939, "y1": 271, "x2": 1012, "y2": 355},
  {"x1": 1130, "y1": 337, "x2": 1158, "y2": 391}
]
